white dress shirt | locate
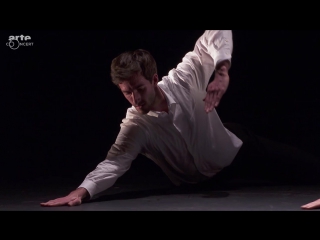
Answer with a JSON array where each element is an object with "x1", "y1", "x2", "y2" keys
[{"x1": 79, "y1": 30, "x2": 243, "y2": 199}]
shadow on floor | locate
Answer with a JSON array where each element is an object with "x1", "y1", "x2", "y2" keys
[{"x1": 85, "y1": 178, "x2": 283, "y2": 204}]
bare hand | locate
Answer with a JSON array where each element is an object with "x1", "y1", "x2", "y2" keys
[
  {"x1": 301, "y1": 198, "x2": 320, "y2": 210},
  {"x1": 40, "y1": 187, "x2": 88, "y2": 207},
  {"x1": 203, "y1": 65, "x2": 229, "y2": 113}
]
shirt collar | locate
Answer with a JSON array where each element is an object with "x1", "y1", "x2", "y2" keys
[
  {"x1": 146, "y1": 84, "x2": 176, "y2": 117},
  {"x1": 127, "y1": 83, "x2": 176, "y2": 118}
]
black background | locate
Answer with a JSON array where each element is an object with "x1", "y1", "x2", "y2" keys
[{"x1": 1, "y1": 30, "x2": 320, "y2": 185}]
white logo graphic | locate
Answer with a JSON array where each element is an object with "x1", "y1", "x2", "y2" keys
[{"x1": 6, "y1": 35, "x2": 34, "y2": 50}]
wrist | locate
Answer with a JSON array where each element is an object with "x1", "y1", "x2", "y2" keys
[
  {"x1": 72, "y1": 187, "x2": 90, "y2": 200},
  {"x1": 216, "y1": 60, "x2": 230, "y2": 71},
  {"x1": 215, "y1": 65, "x2": 229, "y2": 78}
]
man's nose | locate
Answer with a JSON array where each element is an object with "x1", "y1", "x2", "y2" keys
[{"x1": 132, "y1": 91, "x2": 141, "y2": 105}]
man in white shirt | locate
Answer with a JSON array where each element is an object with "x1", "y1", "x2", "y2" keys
[{"x1": 40, "y1": 30, "x2": 320, "y2": 209}]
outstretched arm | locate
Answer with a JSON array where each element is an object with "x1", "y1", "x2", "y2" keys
[{"x1": 40, "y1": 123, "x2": 145, "y2": 207}]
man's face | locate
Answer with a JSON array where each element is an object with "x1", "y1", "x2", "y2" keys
[{"x1": 118, "y1": 73, "x2": 158, "y2": 114}]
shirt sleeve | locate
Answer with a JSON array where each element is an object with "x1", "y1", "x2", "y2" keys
[
  {"x1": 169, "y1": 30, "x2": 233, "y2": 92},
  {"x1": 78, "y1": 121, "x2": 145, "y2": 199}
]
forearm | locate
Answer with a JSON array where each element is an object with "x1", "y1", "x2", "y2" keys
[{"x1": 78, "y1": 158, "x2": 130, "y2": 199}]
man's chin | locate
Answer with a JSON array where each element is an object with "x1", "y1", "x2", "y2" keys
[{"x1": 135, "y1": 106, "x2": 149, "y2": 114}]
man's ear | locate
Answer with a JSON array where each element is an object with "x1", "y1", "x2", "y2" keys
[{"x1": 152, "y1": 74, "x2": 159, "y2": 86}]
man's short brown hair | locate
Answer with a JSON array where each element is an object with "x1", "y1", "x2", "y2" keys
[{"x1": 110, "y1": 49, "x2": 157, "y2": 85}]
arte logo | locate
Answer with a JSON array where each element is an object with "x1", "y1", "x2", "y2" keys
[{"x1": 6, "y1": 35, "x2": 34, "y2": 50}]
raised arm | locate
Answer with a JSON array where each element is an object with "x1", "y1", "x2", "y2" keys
[
  {"x1": 168, "y1": 30, "x2": 232, "y2": 113},
  {"x1": 171, "y1": 30, "x2": 232, "y2": 91}
]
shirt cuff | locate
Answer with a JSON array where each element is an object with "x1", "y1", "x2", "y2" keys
[
  {"x1": 78, "y1": 179, "x2": 99, "y2": 200},
  {"x1": 213, "y1": 52, "x2": 232, "y2": 70}
]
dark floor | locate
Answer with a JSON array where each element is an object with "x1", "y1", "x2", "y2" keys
[{"x1": 2, "y1": 173, "x2": 320, "y2": 211}]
